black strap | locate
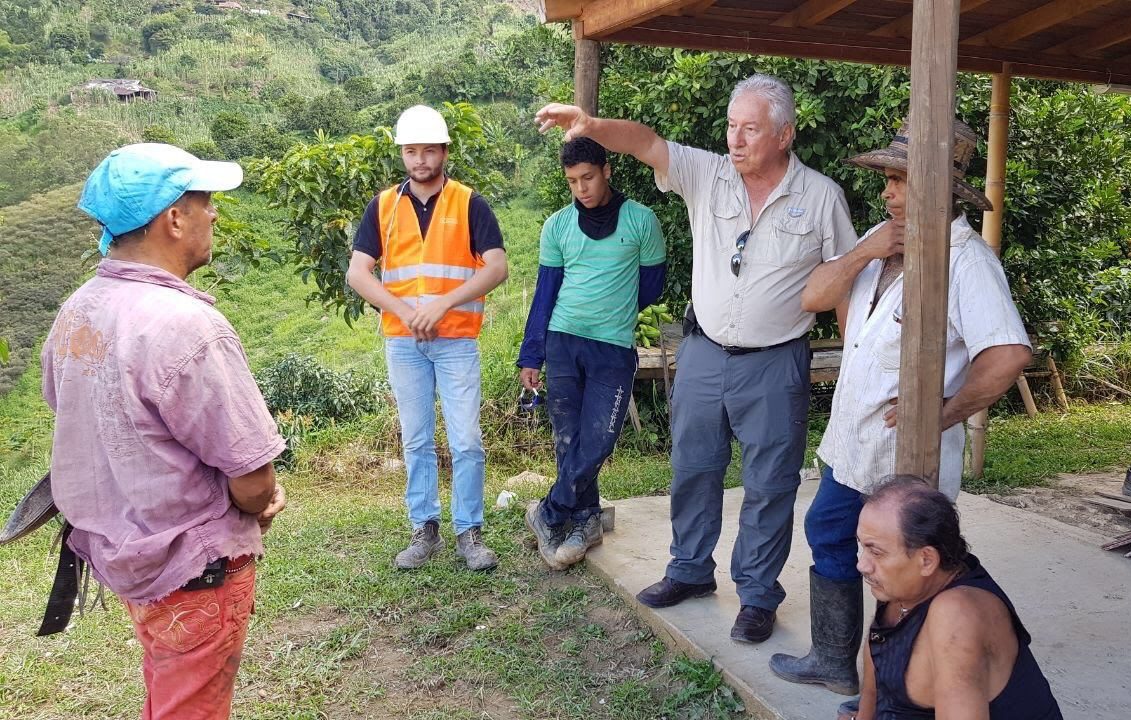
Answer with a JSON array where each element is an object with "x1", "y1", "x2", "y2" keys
[{"x1": 38, "y1": 523, "x2": 82, "y2": 636}]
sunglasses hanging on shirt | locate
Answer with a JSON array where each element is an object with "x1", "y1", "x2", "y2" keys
[{"x1": 730, "y1": 229, "x2": 751, "y2": 277}]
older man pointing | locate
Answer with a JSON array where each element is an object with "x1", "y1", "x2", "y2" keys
[{"x1": 536, "y1": 74, "x2": 856, "y2": 643}]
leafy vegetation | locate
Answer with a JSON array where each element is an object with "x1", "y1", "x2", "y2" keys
[
  {"x1": 0, "y1": 184, "x2": 96, "y2": 394},
  {"x1": 537, "y1": 49, "x2": 1131, "y2": 358},
  {"x1": 257, "y1": 353, "x2": 381, "y2": 464}
]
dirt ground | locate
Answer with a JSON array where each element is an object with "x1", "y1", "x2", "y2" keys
[{"x1": 984, "y1": 469, "x2": 1131, "y2": 541}]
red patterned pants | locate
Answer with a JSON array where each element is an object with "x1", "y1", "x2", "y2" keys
[{"x1": 124, "y1": 561, "x2": 256, "y2": 720}]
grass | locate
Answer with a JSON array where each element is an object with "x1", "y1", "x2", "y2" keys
[{"x1": 970, "y1": 401, "x2": 1131, "y2": 492}]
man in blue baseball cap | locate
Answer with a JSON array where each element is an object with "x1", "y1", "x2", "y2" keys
[{"x1": 42, "y1": 143, "x2": 287, "y2": 719}]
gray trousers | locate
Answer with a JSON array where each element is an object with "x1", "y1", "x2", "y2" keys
[{"x1": 666, "y1": 333, "x2": 810, "y2": 611}]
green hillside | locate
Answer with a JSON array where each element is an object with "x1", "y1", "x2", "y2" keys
[{"x1": 0, "y1": 184, "x2": 96, "y2": 394}]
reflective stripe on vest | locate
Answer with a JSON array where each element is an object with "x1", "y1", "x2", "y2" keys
[
  {"x1": 401, "y1": 295, "x2": 486, "y2": 314},
  {"x1": 377, "y1": 179, "x2": 485, "y2": 338}
]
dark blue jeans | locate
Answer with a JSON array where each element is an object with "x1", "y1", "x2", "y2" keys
[
  {"x1": 542, "y1": 331, "x2": 637, "y2": 526},
  {"x1": 805, "y1": 465, "x2": 865, "y2": 581}
]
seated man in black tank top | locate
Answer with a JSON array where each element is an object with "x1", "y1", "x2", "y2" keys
[{"x1": 846, "y1": 476, "x2": 1062, "y2": 720}]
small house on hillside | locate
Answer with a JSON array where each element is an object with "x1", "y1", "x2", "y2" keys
[
  {"x1": 287, "y1": 11, "x2": 313, "y2": 22},
  {"x1": 247, "y1": 8, "x2": 271, "y2": 16},
  {"x1": 72, "y1": 79, "x2": 157, "y2": 104},
  {"x1": 216, "y1": 1, "x2": 243, "y2": 10}
]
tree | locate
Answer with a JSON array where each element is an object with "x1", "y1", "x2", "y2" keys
[
  {"x1": 282, "y1": 90, "x2": 358, "y2": 137},
  {"x1": 48, "y1": 24, "x2": 88, "y2": 52},
  {"x1": 140, "y1": 13, "x2": 181, "y2": 53}
]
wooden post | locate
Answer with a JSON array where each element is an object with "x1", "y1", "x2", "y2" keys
[
  {"x1": 573, "y1": 20, "x2": 601, "y2": 116},
  {"x1": 968, "y1": 66, "x2": 1012, "y2": 479},
  {"x1": 895, "y1": 0, "x2": 961, "y2": 488}
]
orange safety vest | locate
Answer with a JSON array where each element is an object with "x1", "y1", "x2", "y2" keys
[{"x1": 377, "y1": 178, "x2": 485, "y2": 338}]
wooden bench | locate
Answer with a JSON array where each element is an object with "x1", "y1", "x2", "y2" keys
[
  {"x1": 628, "y1": 326, "x2": 1063, "y2": 430},
  {"x1": 634, "y1": 325, "x2": 845, "y2": 384}
]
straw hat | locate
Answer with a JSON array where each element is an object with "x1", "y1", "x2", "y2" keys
[{"x1": 845, "y1": 118, "x2": 992, "y2": 211}]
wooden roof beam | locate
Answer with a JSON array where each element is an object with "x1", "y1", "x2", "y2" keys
[
  {"x1": 678, "y1": 0, "x2": 717, "y2": 17},
  {"x1": 772, "y1": 0, "x2": 859, "y2": 28},
  {"x1": 965, "y1": 0, "x2": 1118, "y2": 47},
  {"x1": 537, "y1": 0, "x2": 585, "y2": 23},
  {"x1": 578, "y1": 0, "x2": 710, "y2": 38},
  {"x1": 870, "y1": 0, "x2": 990, "y2": 39},
  {"x1": 1045, "y1": 23, "x2": 1131, "y2": 57}
]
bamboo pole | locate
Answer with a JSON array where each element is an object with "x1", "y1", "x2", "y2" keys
[
  {"x1": 1047, "y1": 355, "x2": 1070, "y2": 410},
  {"x1": 1016, "y1": 375, "x2": 1039, "y2": 417},
  {"x1": 968, "y1": 66, "x2": 1012, "y2": 478},
  {"x1": 573, "y1": 20, "x2": 601, "y2": 116},
  {"x1": 895, "y1": 0, "x2": 962, "y2": 488}
]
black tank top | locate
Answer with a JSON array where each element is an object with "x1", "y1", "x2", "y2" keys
[{"x1": 868, "y1": 553, "x2": 1063, "y2": 720}]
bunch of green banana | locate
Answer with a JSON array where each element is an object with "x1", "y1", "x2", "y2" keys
[{"x1": 634, "y1": 303, "x2": 674, "y2": 348}]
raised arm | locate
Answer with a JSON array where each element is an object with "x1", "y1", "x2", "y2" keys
[
  {"x1": 801, "y1": 220, "x2": 904, "y2": 313},
  {"x1": 536, "y1": 103, "x2": 670, "y2": 176}
]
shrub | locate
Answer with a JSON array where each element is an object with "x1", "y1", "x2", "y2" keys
[
  {"x1": 141, "y1": 124, "x2": 178, "y2": 144},
  {"x1": 185, "y1": 139, "x2": 221, "y2": 159},
  {"x1": 210, "y1": 110, "x2": 251, "y2": 146},
  {"x1": 317, "y1": 49, "x2": 363, "y2": 84},
  {"x1": 256, "y1": 353, "x2": 380, "y2": 463},
  {"x1": 282, "y1": 89, "x2": 358, "y2": 137},
  {"x1": 48, "y1": 24, "x2": 88, "y2": 52}
]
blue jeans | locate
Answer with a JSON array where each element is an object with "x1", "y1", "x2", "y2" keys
[
  {"x1": 805, "y1": 465, "x2": 865, "y2": 581},
  {"x1": 542, "y1": 332, "x2": 637, "y2": 526},
  {"x1": 385, "y1": 337, "x2": 485, "y2": 534}
]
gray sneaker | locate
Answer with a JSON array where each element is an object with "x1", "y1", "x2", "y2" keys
[
  {"x1": 525, "y1": 500, "x2": 569, "y2": 570},
  {"x1": 394, "y1": 519, "x2": 443, "y2": 569},
  {"x1": 554, "y1": 513, "x2": 603, "y2": 567},
  {"x1": 456, "y1": 526, "x2": 498, "y2": 571}
]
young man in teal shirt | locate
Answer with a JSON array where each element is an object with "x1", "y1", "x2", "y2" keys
[{"x1": 519, "y1": 138, "x2": 666, "y2": 569}]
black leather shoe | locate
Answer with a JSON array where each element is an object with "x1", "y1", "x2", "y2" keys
[
  {"x1": 730, "y1": 605, "x2": 776, "y2": 643},
  {"x1": 636, "y1": 576, "x2": 717, "y2": 608}
]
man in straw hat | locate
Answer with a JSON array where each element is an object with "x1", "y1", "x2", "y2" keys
[
  {"x1": 43, "y1": 143, "x2": 287, "y2": 719},
  {"x1": 769, "y1": 118, "x2": 1033, "y2": 700}
]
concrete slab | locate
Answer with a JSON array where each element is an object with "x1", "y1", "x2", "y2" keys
[{"x1": 585, "y1": 480, "x2": 1131, "y2": 719}]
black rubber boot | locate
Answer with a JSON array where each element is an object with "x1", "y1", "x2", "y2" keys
[
  {"x1": 1123, "y1": 467, "x2": 1131, "y2": 497},
  {"x1": 768, "y1": 567, "x2": 863, "y2": 696}
]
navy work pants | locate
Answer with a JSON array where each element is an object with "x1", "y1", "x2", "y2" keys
[{"x1": 542, "y1": 331, "x2": 637, "y2": 526}]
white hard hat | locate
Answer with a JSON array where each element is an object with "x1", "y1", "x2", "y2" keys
[{"x1": 394, "y1": 105, "x2": 451, "y2": 145}]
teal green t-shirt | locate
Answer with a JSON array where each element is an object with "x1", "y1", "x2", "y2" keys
[{"x1": 540, "y1": 199, "x2": 666, "y2": 349}]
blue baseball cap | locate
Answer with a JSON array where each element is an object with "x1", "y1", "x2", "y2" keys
[{"x1": 79, "y1": 143, "x2": 243, "y2": 256}]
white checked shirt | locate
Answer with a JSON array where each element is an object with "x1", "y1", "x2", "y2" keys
[{"x1": 816, "y1": 214, "x2": 1031, "y2": 499}]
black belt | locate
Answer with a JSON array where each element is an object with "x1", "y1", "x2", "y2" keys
[
  {"x1": 181, "y1": 557, "x2": 229, "y2": 591},
  {"x1": 692, "y1": 325, "x2": 804, "y2": 355}
]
